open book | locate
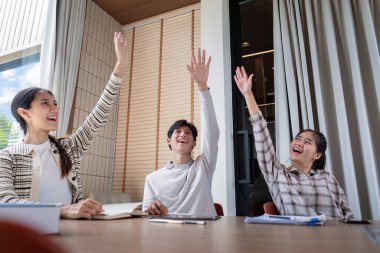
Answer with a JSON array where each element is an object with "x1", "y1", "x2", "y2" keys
[
  {"x1": 93, "y1": 202, "x2": 148, "y2": 220},
  {"x1": 245, "y1": 214, "x2": 327, "y2": 226}
]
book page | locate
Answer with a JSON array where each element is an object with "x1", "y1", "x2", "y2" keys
[{"x1": 101, "y1": 202, "x2": 142, "y2": 215}]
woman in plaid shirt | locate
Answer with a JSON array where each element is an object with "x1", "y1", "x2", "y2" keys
[
  {"x1": 0, "y1": 32, "x2": 128, "y2": 219},
  {"x1": 234, "y1": 66, "x2": 354, "y2": 219}
]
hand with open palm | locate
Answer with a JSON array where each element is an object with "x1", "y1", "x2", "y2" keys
[
  {"x1": 234, "y1": 66, "x2": 254, "y2": 98},
  {"x1": 187, "y1": 48, "x2": 211, "y2": 91},
  {"x1": 234, "y1": 66, "x2": 259, "y2": 116},
  {"x1": 113, "y1": 31, "x2": 128, "y2": 77}
]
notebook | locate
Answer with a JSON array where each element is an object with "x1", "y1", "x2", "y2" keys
[
  {"x1": 93, "y1": 202, "x2": 148, "y2": 220},
  {"x1": 244, "y1": 214, "x2": 326, "y2": 226}
]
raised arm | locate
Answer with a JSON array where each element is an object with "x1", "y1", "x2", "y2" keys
[
  {"x1": 187, "y1": 48, "x2": 219, "y2": 177},
  {"x1": 234, "y1": 66, "x2": 280, "y2": 182},
  {"x1": 234, "y1": 66, "x2": 258, "y2": 117},
  {"x1": 70, "y1": 32, "x2": 128, "y2": 157}
]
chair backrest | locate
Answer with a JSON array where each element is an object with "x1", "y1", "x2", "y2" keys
[
  {"x1": 0, "y1": 221, "x2": 67, "y2": 253},
  {"x1": 249, "y1": 174, "x2": 273, "y2": 216},
  {"x1": 214, "y1": 203, "x2": 224, "y2": 216},
  {"x1": 89, "y1": 191, "x2": 131, "y2": 204},
  {"x1": 263, "y1": 201, "x2": 279, "y2": 215}
]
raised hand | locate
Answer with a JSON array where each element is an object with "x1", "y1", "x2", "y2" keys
[
  {"x1": 113, "y1": 31, "x2": 128, "y2": 77},
  {"x1": 234, "y1": 66, "x2": 253, "y2": 97},
  {"x1": 187, "y1": 48, "x2": 211, "y2": 91},
  {"x1": 234, "y1": 66, "x2": 259, "y2": 116}
]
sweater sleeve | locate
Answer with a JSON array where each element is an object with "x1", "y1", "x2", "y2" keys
[
  {"x1": 337, "y1": 181, "x2": 355, "y2": 219},
  {"x1": 142, "y1": 174, "x2": 157, "y2": 212},
  {"x1": 249, "y1": 111, "x2": 282, "y2": 183},
  {"x1": 0, "y1": 150, "x2": 33, "y2": 203},
  {"x1": 199, "y1": 89, "x2": 220, "y2": 179}
]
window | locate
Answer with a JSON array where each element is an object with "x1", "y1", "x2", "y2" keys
[
  {"x1": 0, "y1": 0, "x2": 47, "y2": 148},
  {"x1": 230, "y1": 0, "x2": 274, "y2": 216},
  {"x1": 0, "y1": 55, "x2": 41, "y2": 148}
]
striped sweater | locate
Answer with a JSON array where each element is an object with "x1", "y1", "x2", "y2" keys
[{"x1": 0, "y1": 74, "x2": 121, "y2": 204}]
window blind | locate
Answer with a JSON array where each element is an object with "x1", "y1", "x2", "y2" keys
[{"x1": 113, "y1": 5, "x2": 201, "y2": 201}]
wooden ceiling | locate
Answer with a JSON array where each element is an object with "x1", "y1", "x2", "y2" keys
[{"x1": 92, "y1": 0, "x2": 200, "y2": 25}]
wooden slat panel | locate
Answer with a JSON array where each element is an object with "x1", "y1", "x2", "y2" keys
[
  {"x1": 123, "y1": 22, "x2": 161, "y2": 199},
  {"x1": 0, "y1": 0, "x2": 15, "y2": 51},
  {"x1": 192, "y1": 9, "x2": 201, "y2": 157},
  {"x1": 112, "y1": 28, "x2": 134, "y2": 191},
  {"x1": 157, "y1": 12, "x2": 193, "y2": 169},
  {"x1": 0, "y1": 0, "x2": 45, "y2": 54},
  {"x1": 114, "y1": 4, "x2": 200, "y2": 201},
  {"x1": 11, "y1": 0, "x2": 25, "y2": 49}
]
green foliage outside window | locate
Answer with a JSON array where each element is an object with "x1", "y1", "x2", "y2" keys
[{"x1": 0, "y1": 113, "x2": 19, "y2": 149}]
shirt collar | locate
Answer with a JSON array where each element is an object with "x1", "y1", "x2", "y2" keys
[
  {"x1": 286, "y1": 166, "x2": 319, "y2": 176},
  {"x1": 165, "y1": 159, "x2": 194, "y2": 169},
  {"x1": 12, "y1": 139, "x2": 58, "y2": 155}
]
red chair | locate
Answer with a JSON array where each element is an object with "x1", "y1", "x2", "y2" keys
[
  {"x1": 214, "y1": 203, "x2": 224, "y2": 216},
  {"x1": 0, "y1": 221, "x2": 67, "y2": 253},
  {"x1": 263, "y1": 201, "x2": 279, "y2": 215}
]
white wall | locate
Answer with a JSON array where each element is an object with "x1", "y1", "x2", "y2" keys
[
  {"x1": 72, "y1": 0, "x2": 121, "y2": 197},
  {"x1": 201, "y1": 0, "x2": 236, "y2": 215}
]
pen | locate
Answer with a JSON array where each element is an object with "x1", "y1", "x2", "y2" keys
[
  {"x1": 268, "y1": 215, "x2": 294, "y2": 220},
  {"x1": 148, "y1": 219, "x2": 206, "y2": 225}
]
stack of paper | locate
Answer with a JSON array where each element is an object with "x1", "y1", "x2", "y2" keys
[
  {"x1": 245, "y1": 214, "x2": 327, "y2": 226},
  {"x1": 362, "y1": 226, "x2": 380, "y2": 244}
]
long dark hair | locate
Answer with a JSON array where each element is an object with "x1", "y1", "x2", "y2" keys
[
  {"x1": 11, "y1": 87, "x2": 72, "y2": 177},
  {"x1": 296, "y1": 129, "x2": 327, "y2": 170}
]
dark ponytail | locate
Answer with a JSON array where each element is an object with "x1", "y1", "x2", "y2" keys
[
  {"x1": 297, "y1": 129, "x2": 327, "y2": 170},
  {"x1": 11, "y1": 87, "x2": 72, "y2": 177},
  {"x1": 48, "y1": 135, "x2": 72, "y2": 177}
]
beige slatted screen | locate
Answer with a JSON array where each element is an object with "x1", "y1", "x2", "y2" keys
[
  {"x1": 113, "y1": 4, "x2": 201, "y2": 201},
  {"x1": 158, "y1": 13, "x2": 193, "y2": 166},
  {"x1": 112, "y1": 29, "x2": 134, "y2": 192},
  {"x1": 125, "y1": 23, "x2": 161, "y2": 199},
  {"x1": 192, "y1": 10, "x2": 201, "y2": 156}
]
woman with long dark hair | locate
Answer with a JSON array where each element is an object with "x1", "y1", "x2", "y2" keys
[
  {"x1": 0, "y1": 32, "x2": 128, "y2": 219},
  {"x1": 234, "y1": 66, "x2": 354, "y2": 219}
]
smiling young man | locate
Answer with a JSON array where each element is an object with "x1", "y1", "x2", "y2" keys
[{"x1": 142, "y1": 49, "x2": 220, "y2": 216}]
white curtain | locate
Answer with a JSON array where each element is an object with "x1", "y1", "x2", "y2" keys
[
  {"x1": 274, "y1": 0, "x2": 380, "y2": 219},
  {"x1": 39, "y1": 0, "x2": 87, "y2": 137}
]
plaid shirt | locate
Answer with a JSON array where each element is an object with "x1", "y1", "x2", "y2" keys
[{"x1": 250, "y1": 111, "x2": 354, "y2": 219}]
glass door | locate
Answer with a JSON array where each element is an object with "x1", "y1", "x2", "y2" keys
[{"x1": 230, "y1": 0, "x2": 274, "y2": 216}]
